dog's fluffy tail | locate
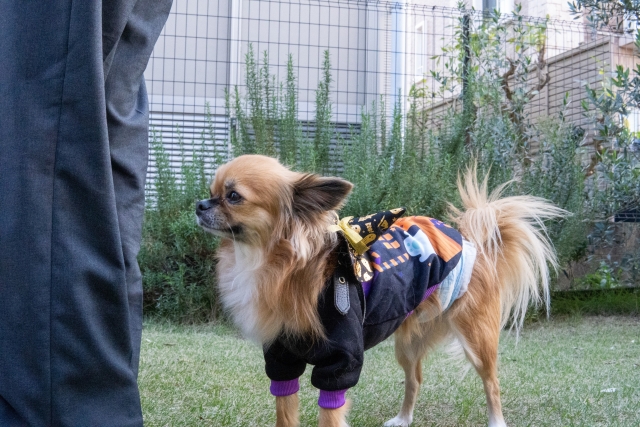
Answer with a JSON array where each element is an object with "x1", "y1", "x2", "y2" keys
[{"x1": 448, "y1": 165, "x2": 568, "y2": 335}]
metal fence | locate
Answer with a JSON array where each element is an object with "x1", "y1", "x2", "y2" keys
[{"x1": 143, "y1": 0, "x2": 640, "y2": 189}]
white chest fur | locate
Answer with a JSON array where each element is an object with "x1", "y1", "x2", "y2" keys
[{"x1": 217, "y1": 244, "x2": 264, "y2": 343}]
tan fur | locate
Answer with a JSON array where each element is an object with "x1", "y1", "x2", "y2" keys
[
  {"x1": 212, "y1": 155, "x2": 349, "y2": 342},
  {"x1": 276, "y1": 394, "x2": 300, "y2": 427},
  {"x1": 385, "y1": 165, "x2": 567, "y2": 427},
  {"x1": 448, "y1": 165, "x2": 566, "y2": 333},
  {"x1": 275, "y1": 393, "x2": 352, "y2": 427},
  {"x1": 318, "y1": 400, "x2": 351, "y2": 427},
  {"x1": 388, "y1": 254, "x2": 506, "y2": 426},
  {"x1": 204, "y1": 156, "x2": 566, "y2": 427}
]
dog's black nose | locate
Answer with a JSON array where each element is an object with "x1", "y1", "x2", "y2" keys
[{"x1": 196, "y1": 198, "x2": 216, "y2": 214}]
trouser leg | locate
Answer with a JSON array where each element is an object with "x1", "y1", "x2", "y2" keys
[
  {"x1": 0, "y1": 1, "x2": 171, "y2": 425},
  {"x1": 105, "y1": 0, "x2": 173, "y2": 378},
  {"x1": 0, "y1": 2, "x2": 70, "y2": 425}
]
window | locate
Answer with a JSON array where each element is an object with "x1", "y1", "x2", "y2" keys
[
  {"x1": 482, "y1": 0, "x2": 496, "y2": 11},
  {"x1": 473, "y1": 0, "x2": 512, "y2": 14}
]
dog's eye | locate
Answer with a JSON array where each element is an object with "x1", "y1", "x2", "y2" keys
[{"x1": 227, "y1": 191, "x2": 242, "y2": 204}]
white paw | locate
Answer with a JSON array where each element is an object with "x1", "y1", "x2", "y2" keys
[{"x1": 384, "y1": 414, "x2": 412, "y2": 427}]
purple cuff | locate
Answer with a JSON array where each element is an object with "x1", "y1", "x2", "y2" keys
[
  {"x1": 318, "y1": 389, "x2": 347, "y2": 409},
  {"x1": 270, "y1": 379, "x2": 300, "y2": 397}
]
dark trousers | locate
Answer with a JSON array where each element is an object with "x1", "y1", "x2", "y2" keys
[{"x1": 0, "y1": 1, "x2": 172, "y2": 425}]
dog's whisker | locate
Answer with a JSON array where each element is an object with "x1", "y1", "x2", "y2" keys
[{"x1": 226, "y1": 221, "x2": 237, "y2": 244}]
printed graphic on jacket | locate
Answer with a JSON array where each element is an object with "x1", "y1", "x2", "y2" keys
[
  {"x1": 264, "y1": 212, "x2": 477, "y2": 410},
  {"x1": 329, "y1": 208, "x2": 406, "y2": 282},
  {"x1": 360, "y1": 216, "x2": 474, "y2": 347}
]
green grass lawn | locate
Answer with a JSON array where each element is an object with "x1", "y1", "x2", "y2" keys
[{"x1": 139, "y1": 316, "x2": 640, "y2": 426}]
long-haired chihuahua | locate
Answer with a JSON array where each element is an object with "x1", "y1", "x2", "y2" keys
[{"x1": 196, "y1": 154, "x2": 566, "y2": 427}]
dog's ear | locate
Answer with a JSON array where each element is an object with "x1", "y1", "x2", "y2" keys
[{"x1": 292, "y1": 174, "x2": 353, "y2": 218}]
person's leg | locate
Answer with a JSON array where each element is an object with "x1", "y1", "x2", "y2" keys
[
  {"x1": 105, "y1": 0, "x2": 173, "y2": 378},
  {"x1": 0, "y1": 3, "x2": 77, "y2": 424},
  {"x1": 0, "y1": 1, "x2": 170, "y2": 425}
]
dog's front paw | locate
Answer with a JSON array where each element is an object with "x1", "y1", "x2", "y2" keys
[
  {"x1": 383, "y1": 414, "x2": 412, "y2": 427},
  {"x1": 318, "y1": 399, "x2": 351, "y2": 427}
]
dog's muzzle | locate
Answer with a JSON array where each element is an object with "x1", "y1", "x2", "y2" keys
[
  {"x1": 196, "y1": 197, "x2": 239, "y2": 236},
  {"x1": 196, "y1": 198, "x2": 219, "y2": 217}
]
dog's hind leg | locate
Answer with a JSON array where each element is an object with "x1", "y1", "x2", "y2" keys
[
  {"x1": 276, "y1": 394, "x2": 300, "y2": 427},
  {"x1": 383, "y1": 344, "x2": 422, "y2": 427},
  {"x1": 384, "y1": 316, "x2": 448, "y2": 427},
  {"x1": 450, "y1": 290, "x2": 507, "y2": 427}
]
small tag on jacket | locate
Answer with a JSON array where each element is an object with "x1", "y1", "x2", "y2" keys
[{"x1": 334, "y1": 275, "x2": 350, "y2": 315}]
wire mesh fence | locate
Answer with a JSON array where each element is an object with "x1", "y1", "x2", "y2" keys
[{"x1": 143, "y1": 0, "x2": 640, "y2": 192}]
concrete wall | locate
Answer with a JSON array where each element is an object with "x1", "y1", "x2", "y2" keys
[
  {"x1": 143, "y1": 0, "x2": 639, "y2": 189},
  {"x1": 521, "y1": 0, "x2": 575, "y2": 21},
  {"x1": 144, "y1": 0, "x2": 378, "y2": 123},
  {"x1": 417, "y1": 34, "x2": 640, "y2": 157}
]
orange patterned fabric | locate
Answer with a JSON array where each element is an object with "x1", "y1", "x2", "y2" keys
[{"x1": 394, "y1": 217, "x2": 461, "y2": 262}]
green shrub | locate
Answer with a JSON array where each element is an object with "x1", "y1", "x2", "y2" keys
[
  {"x1": 339, "y1": 96, "x2": 461, "y2": 219},
  {"x1": 225, "y1": 44, "x2": 336, "y2": 174},
  {"x1": 549, "y1": 288, "x2": 640, "y2": 316},
  {"x1": 141, "y1": 7, "x2": 616, "y2": 321},
  {"x1": 139, "y1": 129, "x2": 221, "y2": 323}
]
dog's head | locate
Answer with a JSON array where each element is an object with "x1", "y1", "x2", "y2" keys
[{"x1": 196, "y1": 155, "x2": 353, "y2": 248}]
